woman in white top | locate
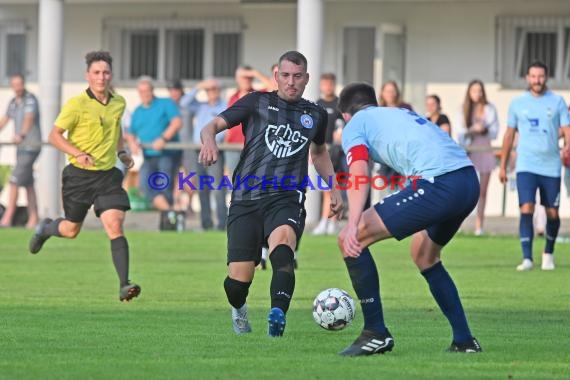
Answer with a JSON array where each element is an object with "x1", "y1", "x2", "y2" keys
[{"x1": 457, "y1": 80, "x2": 499, "y2": 236}]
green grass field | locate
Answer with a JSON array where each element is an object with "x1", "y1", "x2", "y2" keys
[{"x1": 1, "y1": 229, "x2": 569, "y2": 379}]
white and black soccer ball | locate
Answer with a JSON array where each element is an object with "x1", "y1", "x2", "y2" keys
[{"x1": 312, "y1": 288, "x2": 356, "y2": 331}]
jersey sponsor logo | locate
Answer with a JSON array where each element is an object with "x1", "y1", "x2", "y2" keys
[
  {"x1": 300, "y1": 114, "x2": 313, "y2": 129},
  {"x1": 268, "y1": 105, "x2": 280, "y2": 112},
  {"x1": 265, "y1": 123, "x2": 309, "y2": 158}
]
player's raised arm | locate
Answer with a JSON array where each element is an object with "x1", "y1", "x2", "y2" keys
[{"x1": 199, "y1": 116, "x2": 228, "y2": 166}]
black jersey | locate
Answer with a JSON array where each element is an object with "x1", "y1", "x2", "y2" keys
[{"x1": 219, "y1": 91, "x2": 327, "y2": 201}]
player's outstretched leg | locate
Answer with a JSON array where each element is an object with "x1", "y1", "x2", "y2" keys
[
  {"x1": 267, "y1": 244, "x2": 295, "y2": 337},
  {"x1": 339, "y1": 247, "x2": 394, "y2": 356},
  {"x1": 224, "y1": 276, "x2": 252, "y2": 334},
  {"x1": 29, "y1": 217, "x2": 60, "y2": 253}
]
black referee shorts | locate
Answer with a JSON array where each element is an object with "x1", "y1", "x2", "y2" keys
[
  {"x1": 227, "y1": 191, "x2": 306, "y2": 265},
  {"x1": 62, "y1": 164, "x2": 130, "y2": 223}
]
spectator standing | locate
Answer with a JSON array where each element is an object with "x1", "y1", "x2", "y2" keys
[
  {"x1": 457, "y1": 80, "x2": 499, "y2": 236},
  {"x1": 0, "y1": 74, "x2": 41, "y2": 228},
  {"x1": 378, "y1": 80, "x2": 413, "y2": 110},
  {"x1": 181, "y1": 78, "x2": 228, "y2": 230},
  {"x1": 127, "y1": 76, "x2": 182, "y2": 211},
  {"x1": 425, "y1": 94, "x2": 451, "y2": 136}
]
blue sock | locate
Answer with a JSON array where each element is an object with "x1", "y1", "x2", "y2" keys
[
  {"x1": 520, "y1": 213, "x2": 533, "y2": 260},
  {"x1": 544, "y1": 217, "x2": 560, "y2": 254},
  {"x1": 344, "y1": 247, "x2": 386, "y2": 334},
  {"x1": 421, "y1": 261, "x2": 472, "y2": 343}
]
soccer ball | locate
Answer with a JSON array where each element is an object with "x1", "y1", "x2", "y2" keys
[{"x1": 312, "y1": 288, "x2": 356, "y2": 331}]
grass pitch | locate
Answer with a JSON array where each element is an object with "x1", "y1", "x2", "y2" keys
[{"x1": 1, "y1": 229, "x2": 569, "y2": 379}]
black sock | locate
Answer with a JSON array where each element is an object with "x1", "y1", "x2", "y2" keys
[
  {"x1": 269, "y1": 244, "x2": 295, "y2": 313},
  {"x1": 44, "y1": 218, "x2": 63, "y2": 237},
  {"x1": 111, "y1": 236, "x2": 129, "y2": 287},
  {"x1": 224, "y1": 276, "x2": 251, "y2": 309}
]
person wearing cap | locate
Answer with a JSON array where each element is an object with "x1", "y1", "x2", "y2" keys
[{"x1": 180, "y1": 78, "x2": 228, "y2": 230}]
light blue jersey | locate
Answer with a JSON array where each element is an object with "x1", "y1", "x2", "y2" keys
[
  {"x1": 507, "y1": 90, "x2": 569, "y2": 177},
  {"x1": 342, "y1": 107, "x2": 472, "y2": 179}
]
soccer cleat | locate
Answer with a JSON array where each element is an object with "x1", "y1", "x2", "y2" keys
[
  {"x1": 516, "y1": 258, "x2": 534, "y2": 271},
  {"x1": 541, "y1": 253, "x2": 555, "y2": 270},
  {"x1": 232, "y1": 304, "x2": 252, "y2": 334},
  {"x1": 447, "y1": 337, "x2": 482, "y2": 353},
  {"x1": 339, "y1": 329, "x2": 395, "y2": 356},
  {"x1": 28, "y1": 218, "x2": 53, "y2": 254},
  {"x1": 119, "y1": 283, "x2": 141, "y2": 302},
  {"x1": 267, "y1": 307, "x2": 286, "y2": 337}
]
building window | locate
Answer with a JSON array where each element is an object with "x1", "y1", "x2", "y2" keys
[
  {"x1": 123, "y1": 30, "x2": 159, "y2": 79},
  {"x1": 166, "y1": 29, "x2": 204, "y2": 80},
  {"x1": 104, "y1": 18, "x2": 243, "y2": 83},
  {"x1": 0, "y1": 22, "x2": 27, "y2": 82},
  {"x1": 213, "y1": 33, "x2": 241, "y2": 77},
  {"x1": 6, "y1": 34, "x2": 26, "y2": 77},
  {"x1": 497, "y1": 16, "x2": 570, "y2": 88}
]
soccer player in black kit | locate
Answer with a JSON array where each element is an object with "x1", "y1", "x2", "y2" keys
[{"x1": 200, "y1": 51, "x2": 343, "y2": 337}]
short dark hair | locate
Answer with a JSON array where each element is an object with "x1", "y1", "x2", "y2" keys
[
  {"x1": 85, "y1": 50, "x2": 113, "y2": 71},
  {"x1": 278, "y1": 51, "x2": 307, "y2": 71},
  {"x1": 527, "y1": 60, "x2": 548, "y2": 76},
  {"x1": 320, "y1": 72, "x2": 336, "y2": 81},
  {"x1": 427, "y1": 94, "x2": 441, "y2": 106},
  {"x1": 338, "y1": 82, "x2": 378, "y2": 116}
]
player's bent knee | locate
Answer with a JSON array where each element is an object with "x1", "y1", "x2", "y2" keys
[
  {"x1": 270, "y1": 244, "x2": 295, "y2": 273},
  {"x1": 224, "y1": 276, "x2": 251, "y2": 309}
]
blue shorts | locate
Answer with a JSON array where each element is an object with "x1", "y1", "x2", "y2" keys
[
  {"x1": 374, "y1": 166, "x2": 479, "y2": 246},
  {"x1": 139, "y1": 154, "x2": 181, "y2": 205},
  {"x1": 516, "y1": 172, "x2": 561, "y2": 208}
]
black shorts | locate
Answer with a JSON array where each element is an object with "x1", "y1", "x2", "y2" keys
[
  {"x1": 62, "y1": 164, "x2": 130, "y2": 223},
  {"x1": 227, "y1": 191, "x2": 306, "y2": 265}
]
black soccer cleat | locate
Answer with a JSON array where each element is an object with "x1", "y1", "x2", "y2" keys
[
  {"x1": 119, "y1": 283, "x2": 141, "y2": 302},
  {"x1": 339, "y1": 329, "x2": 395, "y2": 356},
  {"x1": 447, "y1": 337, "x2": 482, "y2": 353},
  {"x1": 29, "y1": 218, "x2": 53, "y2": 254}
]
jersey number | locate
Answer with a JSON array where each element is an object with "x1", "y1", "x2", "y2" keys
[{"x1": 402, "y1": 109, "x2": 427, "y2": 125}]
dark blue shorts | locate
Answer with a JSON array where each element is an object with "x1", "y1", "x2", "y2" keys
[
  {"x1": 374, "y1": 166, "x2": 479, "y2": 246},
  {"x1": 516, "y1": 172, "x2": 561, "y2": 208}
]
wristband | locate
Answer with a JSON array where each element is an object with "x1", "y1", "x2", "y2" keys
[{"x1": 117, "y1": 150, "x2": 128, "y2": 158}]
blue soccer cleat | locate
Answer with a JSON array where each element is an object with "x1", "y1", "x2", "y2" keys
[{"x1": 267, "y1": 307, "x2": 286, "y2": 337}]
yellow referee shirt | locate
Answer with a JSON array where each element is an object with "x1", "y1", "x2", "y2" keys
[{"x1": 54, "y1": 89, "x2": 126, "y2": 171}]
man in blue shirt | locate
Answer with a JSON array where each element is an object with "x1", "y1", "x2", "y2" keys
[
  {"x1": 336, "y1": 82, "x2": 481, "y2": 356},
  {"x1": 499, "y1": 61, "x2": 570, "y2": 271},
  {"x1": 127, "y1": 76, "x2": 182, "y2": 210},
  {"x1": 181, "y1": 78, "x2": 227, "y2": 230}
]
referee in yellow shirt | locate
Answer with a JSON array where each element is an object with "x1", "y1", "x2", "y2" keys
[{"x1": 29, "y1": 51, "x2": 140, "y2": 302}]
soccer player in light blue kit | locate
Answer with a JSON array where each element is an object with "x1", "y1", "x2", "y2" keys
[
  {"x1": 336, "y1": 83, "x2": 481, "y2": 356},
  {"x1": 499, "y1": 61, "x2": 570, "y2": 271}
]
